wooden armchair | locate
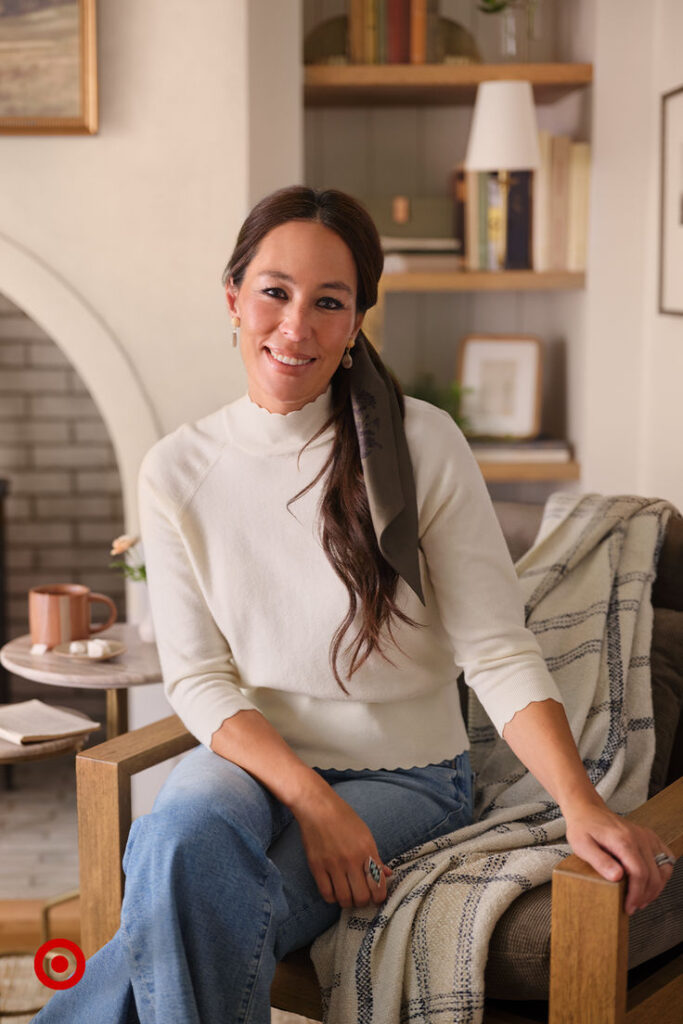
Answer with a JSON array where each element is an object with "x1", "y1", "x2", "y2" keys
[
  {"x1": 76, "y1": 503, "x2": 683, "y2": 1022},
  {"x1": 76, "y1": 722, "x2": 681, "y2": 1023}
]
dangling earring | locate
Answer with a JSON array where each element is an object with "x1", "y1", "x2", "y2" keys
[
  {"x1": 231, "y1": 316, "x2": 241, "y2": 348},
  {"x1": 342, "y1": 337, "x2": 355, "y2": 369}
]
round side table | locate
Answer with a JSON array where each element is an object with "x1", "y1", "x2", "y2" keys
[
  {"x1": 0, "y1": 707, "x2": 99, "y2": 961},
  {"x1": 0, "y1": 623, "x2": 162, "y2": 740}
]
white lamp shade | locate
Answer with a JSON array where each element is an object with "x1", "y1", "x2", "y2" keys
[{"x1": 464, "y1": 80, "x2": 540, "y2": 171}]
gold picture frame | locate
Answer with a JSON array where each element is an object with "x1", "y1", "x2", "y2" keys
[
  {"x1": 456, "y1": 333, "x2": 544, "y2": 439},
  {"x1": 0, "y1": 0, "x2": 98, "y2": 135},
  {"x1": 658, "y1": 84, "x2": 683, "y2": 316}
]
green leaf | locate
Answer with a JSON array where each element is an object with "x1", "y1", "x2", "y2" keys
[
  {"x1": 403, "y1": 373, "x2": 472, "y2": 433},
  {"x1": 477, "y1": 0, "x2": 510, "y2": 12}
]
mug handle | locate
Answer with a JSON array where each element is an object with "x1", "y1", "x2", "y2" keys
[{"x1": 88, "y1": 593, "x2": 118, "y2": 634}]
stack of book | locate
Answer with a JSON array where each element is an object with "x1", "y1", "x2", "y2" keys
[
  {"x1": 469, "y1": 439, "x2": 573, "y2": 464},
  {"x1": 349, "y1": 0, "x2": 440, "y2": 64},
  {"x1": 451, "y1": 133, "x2": 591, "y2": 272}
]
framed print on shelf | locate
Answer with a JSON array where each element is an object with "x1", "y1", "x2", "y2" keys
[
  {"x1": 0, "y1": 0, "x2": 98, "y2": 134},
  {"x1": 457, "y1": 334, "x2": 543, "y2": 439},
  {"x1": 659, "y1": 84, "x2": 683, "y2": 315}
]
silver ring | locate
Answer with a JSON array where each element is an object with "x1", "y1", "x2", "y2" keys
[
  {"x1": 654, "y1": 852, "x2": 676, "y2": 868},
  {"x1": 365, "y1": 856, "x2": 382, "y2": 885}
]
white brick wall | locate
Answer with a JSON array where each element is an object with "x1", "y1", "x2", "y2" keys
[{"x1": 0, "y1": 294, "x2": 126, "y2": 642}]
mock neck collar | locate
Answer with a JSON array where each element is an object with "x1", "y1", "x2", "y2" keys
[{"x1": 223, "y1": 384, "x2": 335, "y2": 455}]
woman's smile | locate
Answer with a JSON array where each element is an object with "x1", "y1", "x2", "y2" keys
[{"x1": 265, "y1": 345, "x2": 316, "y2": 368}]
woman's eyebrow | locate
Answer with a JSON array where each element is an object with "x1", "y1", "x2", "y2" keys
[{"x1": 257, "y1": 270, "x2": 352, "y2": 295}]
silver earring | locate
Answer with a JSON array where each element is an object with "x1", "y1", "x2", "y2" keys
[
  {"x1": 342, "y1": 337, "x2": 355, "y2": 369},
  {"x1": 231, "y1": 316, "x2": 241, "y2": 348}
]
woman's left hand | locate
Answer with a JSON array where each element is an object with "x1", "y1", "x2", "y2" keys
[{"x1": 563, "y1": 797, "x2": 676, "y2": 915}]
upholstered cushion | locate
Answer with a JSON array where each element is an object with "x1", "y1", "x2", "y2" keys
[
  {"x1": 492, "y1": 501, "x2": 544, "y2": 563},
  {"x1": 651, "y1": 514, "x2": 683, "y2": 612},
  {"x1": 649, "y1": 608, "x2": 683, "y2": 795},
  {"x1": 484, "y1": 859, "x2": 683, "y2": 999}
]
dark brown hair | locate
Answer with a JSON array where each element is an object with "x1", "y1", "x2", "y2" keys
[{"x1": 222, "y1": 185, "x2": 423, "y2": 693}]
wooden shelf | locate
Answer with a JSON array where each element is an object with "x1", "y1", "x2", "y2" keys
[
  {"x1": 380, "y1": 270, "x2": 585, "y2": 293},
  {"x1": 477, "y1": 460, "x2": 581, "y2": 483},
  {"x1": 304, "y1": 62, "x2": 593, "y2": 107}
]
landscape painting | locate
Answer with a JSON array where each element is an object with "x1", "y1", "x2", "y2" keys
[{"x1": 0, "y1": 0, "x2": 97, "y2": 133}]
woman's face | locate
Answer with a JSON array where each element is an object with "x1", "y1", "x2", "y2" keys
[{"x1": 226, "y1": 219, "x2": 364, "y2": 415}]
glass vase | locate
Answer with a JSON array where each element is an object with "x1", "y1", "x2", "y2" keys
[
  {"x1": 136, "y1": 583, "x2": 155, "y2": 644},
  {"x1": 498, "y1": 0, "x2": 543, "y2": 63}
]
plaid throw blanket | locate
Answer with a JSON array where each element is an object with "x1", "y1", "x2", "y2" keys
[{"x1": 310, "y1": 493, "x2": 675, "y2": 1024}]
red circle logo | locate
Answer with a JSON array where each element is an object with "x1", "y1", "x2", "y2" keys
[{"x1": 34, "y1": 938, "x2": 86, "y2": 990}]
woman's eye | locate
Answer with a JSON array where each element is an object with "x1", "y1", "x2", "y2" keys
[{"x1": 261, "y1": 288, "x2": 343, "y2": 310}]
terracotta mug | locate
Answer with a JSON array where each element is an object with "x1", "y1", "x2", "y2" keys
[{"x1": 29, "y1": 584, "x2": 118, "y2": 648}]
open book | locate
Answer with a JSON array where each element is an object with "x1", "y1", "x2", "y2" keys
[{"x1": 0, "y1": 699, "x2": 101, "y2": 745}]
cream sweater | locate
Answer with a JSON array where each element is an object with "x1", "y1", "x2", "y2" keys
[{"x1": 137, "y1": 384, "x2": 563, "y2": 770}]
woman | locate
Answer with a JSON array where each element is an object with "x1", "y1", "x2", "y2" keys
[{"x1": 34, "y1": 186, "x2": 675, "y2": 1024}]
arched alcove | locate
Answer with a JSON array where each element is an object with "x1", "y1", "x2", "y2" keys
[{"x1": 0, "y1": 231, "x2": 161, "y2": 623}]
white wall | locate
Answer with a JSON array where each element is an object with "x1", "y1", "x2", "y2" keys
[
  {"x1": 0, "y1": 0, "x2": 303, "y2": 813},
  {"x1": 581, "y1": 0, "x2": 683, "y2": 511},
  {"x1": 639, "y1": 0, "x2": 683, "y2": 509}
]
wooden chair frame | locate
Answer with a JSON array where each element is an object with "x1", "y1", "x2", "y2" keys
[{"x1": 76, "y1": 715, "x2": 682, "y2": 1024}]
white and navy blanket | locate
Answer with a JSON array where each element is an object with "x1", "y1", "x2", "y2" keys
[{"x1": 310, "y1": 493, "x2": 675, "y2": 1024}]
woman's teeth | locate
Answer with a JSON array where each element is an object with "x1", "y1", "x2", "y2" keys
[{"x1": 268, "y1": 349, "x2": 314, "y2": 366}]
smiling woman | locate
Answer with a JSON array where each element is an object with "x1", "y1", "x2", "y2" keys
[{"x1": 34, "y1": 185, "x2": 676, "y2": 1024}]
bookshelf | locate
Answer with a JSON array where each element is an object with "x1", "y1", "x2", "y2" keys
[
  {"x1": 477, "y1": 460, "x2": 581, "y2": 484},
  {"x1": 304, "y1": 62, "x2": 593, "y2": 107},
  {"x1": 304, "y1": 53, "x2": 592, "y2": 484},
  {"x1": 378, "y1": 270, "x2": 585, "y2": 293}
]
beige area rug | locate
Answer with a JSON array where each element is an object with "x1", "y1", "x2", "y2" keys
[
  {"x1": 0, "y1": 953, "x2": 51, "y2": 1022},
  {"x1": 0, "y1": 955, "x2": 317, "y2": 1024}
]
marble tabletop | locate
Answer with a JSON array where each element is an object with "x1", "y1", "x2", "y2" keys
[{"x1": 0, "y1": 623, "x2": 162, "y2": 691}]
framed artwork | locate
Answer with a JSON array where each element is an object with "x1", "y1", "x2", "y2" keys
[
  {"x1": 659, "y1": 84, "x2": 683, "y2": 315},
  {"x1": 457, "y1": 334, "x2": 543, "y2": 439},
  {"x1": 0, "y1": 0, "x2": 97, "y2": 134}
]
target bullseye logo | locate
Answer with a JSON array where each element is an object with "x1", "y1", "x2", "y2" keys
[{"x1": 34, "y1": 938, "x2": 85, "y2": 990}]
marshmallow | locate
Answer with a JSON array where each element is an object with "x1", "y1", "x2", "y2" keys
[
  {"x1": 30, "y1": 643, "x2": 49, "y2": 655},
  {"x1": 87, "y1": 638, "x2": 112, "y2": 657},
  {"x1": 69, "y1": 641, "x2": 88, "y2": 654}
]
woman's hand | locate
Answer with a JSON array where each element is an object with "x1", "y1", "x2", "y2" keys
[
  {"x1": 563, "y1": 796, "x2": 676, "y2": 915},
  {"x1": 291, "y1": 778, "x2": 393, "y2": 909}
]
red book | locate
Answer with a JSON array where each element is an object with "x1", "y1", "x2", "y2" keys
[{"x1": 387, "y1": 0, "x2": 410, "y2": 63}]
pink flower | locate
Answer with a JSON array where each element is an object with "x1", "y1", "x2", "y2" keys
[{"x1": 110, "y1": 534, "x2": 139, "y2": 557}]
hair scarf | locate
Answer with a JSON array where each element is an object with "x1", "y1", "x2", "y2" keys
[{"x1": 347, "y1": 333, "x2": 425, "y2": 606}]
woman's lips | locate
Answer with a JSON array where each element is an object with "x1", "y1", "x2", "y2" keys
[{"x1": 265, "y1": 347, "x2": 316, "y2": 368}]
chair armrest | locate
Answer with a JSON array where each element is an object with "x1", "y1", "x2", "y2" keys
[
  {"x1": 549, "y1": 776, "x2": 683, "y2": 1024},
  {"x1": 76, "y1": 715, "x2": 198, "y2": 956}
]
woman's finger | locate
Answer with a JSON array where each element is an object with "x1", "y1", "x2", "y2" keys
[{"x1": 569, "y1": 830, "x2": 624, "y2": 884}]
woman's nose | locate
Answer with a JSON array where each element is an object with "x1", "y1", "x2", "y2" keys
[{"x1": 279, "y1": 304, "x2": 311, "y2": 341}]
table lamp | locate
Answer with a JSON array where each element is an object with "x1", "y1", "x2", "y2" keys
[{"x1": 464, "y1": 80, "x2": 540, "y2": 270}]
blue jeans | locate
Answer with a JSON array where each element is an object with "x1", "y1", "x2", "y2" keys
[{"x1": 33, "y1": 744, "x2": 474, "y2": 1024}]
